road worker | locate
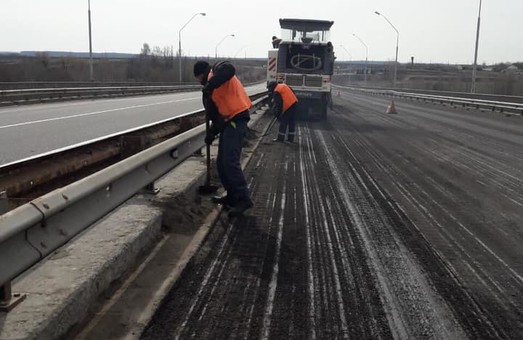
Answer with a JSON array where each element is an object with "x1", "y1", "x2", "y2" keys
[
  {"x1": 271, "y1": 36, "x2": 282, "y2": 48},
  {"x1": 193, "y1": 60, "x2": 254, "y2": 217},
  {"x1": 267, "y1": 81, "x2": 299, "y2": 143}
]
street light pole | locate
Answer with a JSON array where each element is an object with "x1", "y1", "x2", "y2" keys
[
  {"x1": 87, "y1": 0, "x2": 93, "y2": 81},
  {"x1": 178, "y1": 12, "x2": 206, "y2": 83},
  {"x1": 339, "y1": 45, "x2": 352, "y2": 61},
  {"x1": 375, "y1": 11, "x2": 399, "y2": 87},
  {"x1": 471, "y1": 0, "x2": 482, "y2": 93},
  {"x1": 353, "y1": 33, "x2": 368, "y2": 84},
  {"x1": 215, "y1": 34, "x2": 235, "y2": 59},
  {"x1": 339, "y1": 45, "x2": 353, "y2": 84},
  {"x1": 234, "y1": 45, "x2": 247, "y2": 58}
]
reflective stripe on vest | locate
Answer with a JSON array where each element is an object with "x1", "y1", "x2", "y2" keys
[
  {"x1": 208, "y1": 71, "x2": 252, "y2": 121},
  {"x1": 275, "y1": 83, "x2": 298, "y2": 113}
]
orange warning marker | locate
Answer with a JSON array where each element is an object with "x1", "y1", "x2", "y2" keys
[{"x1": 386, "y1": 100, "x2": 398, "y2": 114}]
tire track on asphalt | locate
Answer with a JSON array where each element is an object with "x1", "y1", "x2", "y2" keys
[
  {"x1": 299, "y1": 128, "x2": 350, "y2": 338},
  {"x1": 330, "y1": 94, "x2": 522, "y2": 338},
  {"x1": 298, "y1": 125, "x2": 392, "y2": 339},
  {"x1": 313, "y1": 125, "x2": 468, "y2": 339},
  {"x1": 142, "y1": 94, "x2": 520, "y2": 339},
  {"x1": 336, "y1": 95, "x2": 523, "y2": 270}
]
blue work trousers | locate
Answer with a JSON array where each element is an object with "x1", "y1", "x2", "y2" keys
[
  {"x1": 217, "y1": 116, "x2": 250, "y2": 203},
  {"x1": 276, "y1": 104, "x2": 297, "y2": 142}
]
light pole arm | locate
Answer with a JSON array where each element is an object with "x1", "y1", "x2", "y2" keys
[
  {"x1": 179, "y1": 13, "x2": 205, "y2": 55},
  {"x1": 178, "y1": 12, "x2": 205, "y2": 83},
  {"x1": 375, "y1": 12, "x2": 399, "y2": 52},
  {"x1": 375, "y1": 11, "x2": 400, "y2": 87},
  {"x1": 340, "y1": 45, "x2": 352, "y2": 60},
  {"x1": 180, "y1": 13, "x2": 199, "y2": 33},
  {"x1": 381, "y1": 15, "x2": 399, "y2": 42},
  {"x1": 215, "y1": 34, "x2": 234, "y2": 59},
  {"x1": 353, "y1": 33, "x2": 369, "y2": 83},
  {"x1": 353, "y1": 34, "x2": 368, "y2": 58}
]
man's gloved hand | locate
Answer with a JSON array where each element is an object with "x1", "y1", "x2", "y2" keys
[{"x1": 205, "y1": 130, "x2": 216, "y2": 145}]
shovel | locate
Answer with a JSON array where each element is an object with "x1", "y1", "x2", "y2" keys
[
  {"x1": 198, "y1": 114, "x2": 219, "y2": 194},
  {"x1": 262, "y1": 115, "x2": 278, "y2": 137}
]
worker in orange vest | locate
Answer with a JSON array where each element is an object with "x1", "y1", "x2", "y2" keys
[
  {"x1": 267, "y1": 81, "x2": 299, "y2": 143},
  {"x1": 193, "y1": 60, "x2": 253, "y2": 217}
]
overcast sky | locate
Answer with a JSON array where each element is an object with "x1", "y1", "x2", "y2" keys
[{"x1": 1, "y1": 0, "x2": 521, "y2": 65}]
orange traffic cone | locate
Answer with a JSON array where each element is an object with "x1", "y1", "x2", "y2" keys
[{"x1": 386, "y1": 100, "x2": 398, "y2": 114}]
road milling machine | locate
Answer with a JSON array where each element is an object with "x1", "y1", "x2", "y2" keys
[{"x1": 267, "y1": 18, "x2": 335, "y2": 120}]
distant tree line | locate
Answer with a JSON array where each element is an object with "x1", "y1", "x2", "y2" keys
[{"x1": 0, "y1": 43, "x2": 266, "y2": 84}]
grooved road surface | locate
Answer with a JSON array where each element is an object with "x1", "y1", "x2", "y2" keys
[{"x1": 141, "y1": 90, "x2": 523, "y2": 339}]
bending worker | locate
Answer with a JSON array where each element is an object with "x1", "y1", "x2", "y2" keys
[
  {"x1": 193, "y1": 60, "x2": 254, "y2": 216},
  {"x1": 267, "y1": 81, "x2": 299, "y2": 143}
]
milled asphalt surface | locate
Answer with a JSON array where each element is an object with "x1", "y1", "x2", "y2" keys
[
  {"x1": 4, "y1": 87, "x2": 520, "y2": 339},
  {"x1": 140, "y1": 90, "x2": 523, "y2": 339}
]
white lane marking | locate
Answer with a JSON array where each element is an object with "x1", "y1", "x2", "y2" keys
[{"x1": 0, "y1": 97, "x2": 199, "y2": 130}]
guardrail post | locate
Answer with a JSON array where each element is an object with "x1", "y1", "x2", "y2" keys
[
  {"x1": 0, "y1": 282, "x2": 26, "y2": 312},
  {"x1": 0, "y1": 191, "x2": 7, "y2": 215},
  {"x1": 143, "y1": 182, "x2": 160, "y2": 195},
  {"x1": 0, "y1": 191, "x2": 27, "y2": 312}
]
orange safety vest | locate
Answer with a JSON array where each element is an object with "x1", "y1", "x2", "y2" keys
[
  {"x1": 274, "y1": 83, "x2": 298, "y2": 113},
  {"x1": 208, "y1": 71, "x2": 252, "y2": 121}
]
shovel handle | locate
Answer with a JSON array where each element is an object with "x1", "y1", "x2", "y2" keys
[{"x1": 205, "y1": 115, "x2": 212, "y2": 185}]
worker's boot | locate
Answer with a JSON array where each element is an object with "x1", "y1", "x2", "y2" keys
[
  {"x1": 287, "y1": 131, "x2": 296, "y2": 143},
  {"x1": 211, "y1": 195, "x2": 234, "y2": 207},
  {"x1": 228, "y1": 197, "x2": 254, "y2": 218},
  {"x1": 273, "y1": 132, "x2": 285, "y2": 143}
]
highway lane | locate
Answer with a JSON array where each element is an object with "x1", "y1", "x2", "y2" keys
[
  {"x1": 0, "y1": 83, "x2": 265, "y2": 166},
  {"x1": 328, "y1": 90, "x2": 523, "y2": 338}
]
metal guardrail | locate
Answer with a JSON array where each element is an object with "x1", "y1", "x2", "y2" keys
[
  {"x1": 0, "y1": 93, "x2": 269, "y2": 310},
  {"x1": 0, "y1": 85, "x2": 201, "y2": 106},
  {"x1": 0, "y1": 81, "x2": 191, "y2": 90},
  {"x1": 0, "y1": 81, "x2": 265, "y2": 106},
  {"x1": 384, "y1": 88, "x2": 523, "y2": 105},
  {"x1": 0, "y1": 91, "x2": 268, "y2": 211},
  {"x1": 334, "y1": 85, "x2": 523, "y2": 115},
  {"x1": 331, "y1": 79, "x2": 523, "y2": 104},
  {"x1": 0, "y1": 110, "x2": 205, "y2": 210}
]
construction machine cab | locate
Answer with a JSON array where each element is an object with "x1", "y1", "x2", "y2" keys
[
  {"x1": 279, "y1": 18, "x2": 333, "y2": 44},
  {"x1": 277, "y1": 18, "x2": 335, "y2": 75}
]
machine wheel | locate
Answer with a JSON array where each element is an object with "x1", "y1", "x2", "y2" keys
[{"x1": 320, "y1": 95, "x2": 328, "y2": 120}]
